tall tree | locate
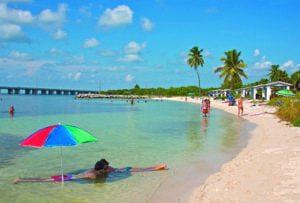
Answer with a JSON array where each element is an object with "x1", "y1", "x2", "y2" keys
[
  {"x1": 276, "y1": 69, "x2": 289, "y2": 82},
  {"x1": 214, "y1": 49, "x2": 248, "y2": 92},
  {"x1": 187, "y1": 46, "x2": 204, "y2": 96},
  {"x1": 291, "y1": 70, "x2": 300, "y2": 93},
  {"x1": 267, "y1": 65, "x2": 280, "y2": 82}
]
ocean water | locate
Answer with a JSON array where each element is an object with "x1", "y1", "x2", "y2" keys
[{"x1": 0, "y1": 95, "x2": 252, "y2": 202}]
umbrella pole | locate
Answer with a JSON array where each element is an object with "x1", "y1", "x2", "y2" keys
[{"x1": 60, "y1": 146, "x2": 64, "y2": 185}]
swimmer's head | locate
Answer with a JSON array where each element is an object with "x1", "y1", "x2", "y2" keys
[{"x1": 94, "y1": 159, "x2": 109, "y2": 170}]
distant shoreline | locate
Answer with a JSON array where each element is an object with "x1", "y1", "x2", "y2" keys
[{"x1": 74, "y1": 94, "x2": 149, "y2": 99}]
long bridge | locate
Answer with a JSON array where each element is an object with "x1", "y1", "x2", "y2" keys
[{"x1": 0, "y1": 86, "x2": 99, "y2": 95}]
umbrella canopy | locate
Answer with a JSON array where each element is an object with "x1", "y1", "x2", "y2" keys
[
  {"x1": 20, "y1": 124, "x2": 98, "y2": 184},
  {"x1": 187, "y1": 93, "x2": 194, "y2": 95},
  {"x1": 20, "y1": 124, "x2": 98, "y2": 147},
  {"x1": 276, "y1": 89, "x2": 296, "y2": 96}
]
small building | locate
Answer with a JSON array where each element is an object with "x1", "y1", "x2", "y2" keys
[{"x1": 235, "y1": 81, "x2": 293, "y2": 100}]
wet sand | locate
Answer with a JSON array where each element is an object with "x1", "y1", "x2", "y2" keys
[{"x1": 155, "y1": 97, "x2": 300, "y2": 202}]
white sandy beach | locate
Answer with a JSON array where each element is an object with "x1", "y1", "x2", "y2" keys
[{"x1": 160, "y1": 97, "x2": 300, "y2": 202}]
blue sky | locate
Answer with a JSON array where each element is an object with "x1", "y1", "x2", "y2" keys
[{"x1": 0, "y1": 0, "x2": 299, "y2": 91}]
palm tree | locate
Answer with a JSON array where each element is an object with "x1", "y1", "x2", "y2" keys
[
  {"x1": 187, "y1": 46, "x2": 204, "y2": 96},
  {"x1": 276, "y1": 69, "x2": 289, "y2": 82},
  {"x1": 267, "y1": 65, "x2": 280, "y2": 82},
  {"x1": 291, "y1": 70, "x2": 300, "y2": 93},
  {"x1": 214, "y1": 49, "x2": 248, "y2": 92}
]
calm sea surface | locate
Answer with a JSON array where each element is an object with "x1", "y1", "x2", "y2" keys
[{"x1": 0, "y1": 95, "x2": 253, "y2": 202}]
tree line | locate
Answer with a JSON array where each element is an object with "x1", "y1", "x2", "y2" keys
[
  {"x1": 187, "y1": 46, "x2": 299, "y2": 94},
  {"x1": 103, "y1": 47, "x2": 299, "y2": 97}
]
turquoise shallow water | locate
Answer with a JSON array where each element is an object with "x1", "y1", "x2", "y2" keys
[{"x1": 0, "y1": 95, "x2": 251, "y2": 202}]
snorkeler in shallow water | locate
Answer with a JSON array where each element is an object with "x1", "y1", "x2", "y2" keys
[{"x1": 14, "y1": 159, "x2": 167, "y2": 183}]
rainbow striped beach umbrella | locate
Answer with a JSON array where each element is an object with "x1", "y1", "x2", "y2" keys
[
  {"x1": 276, "y1": 89, "x2": 296, "y2": 96},
  {"x1": 20, "y1": 124, "x2": 98, "y2": 184}
]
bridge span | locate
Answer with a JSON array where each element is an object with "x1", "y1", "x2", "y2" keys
[{"x1": 0, "y1": 86, "x2": 98, "y2": 95}]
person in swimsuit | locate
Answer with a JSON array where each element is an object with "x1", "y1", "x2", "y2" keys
[
  {"x1": 201, "y1": 99, "x2": 208, "y2": 117},
  {"x1": 14, "y1": 159, "x2": 167, "y2": 183},
  {"x1": 9, "y1": 105, "x2": 15, "y2": 113},
  {"x1": 238, "y1": 97, "x2": 243, "y2": 116},
  {"x1": 207, "y1": 99, "x2": 211, "y2": 113}
]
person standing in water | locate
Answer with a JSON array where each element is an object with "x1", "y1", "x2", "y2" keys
[
  {"x1": 238, "y1": 97, "x2": 243, "y2": 116},
  {"x1": 201, "y1": 99, "x2": 208, "y2": 117},
  {"x1": 9, "y1": 105, "x2": 15, "y2": 113}
]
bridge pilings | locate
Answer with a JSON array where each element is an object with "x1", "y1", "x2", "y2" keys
[
  {"x1": 0, "y1": 86, "x2": 98, "y2": 95},
  {"x1": 25, "y1": 89, "x2": 31, "y2": 94}
]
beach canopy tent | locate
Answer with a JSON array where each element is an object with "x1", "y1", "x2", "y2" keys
[{"x1": 276, "y1": 89, "x2": 296, "y2": 96}]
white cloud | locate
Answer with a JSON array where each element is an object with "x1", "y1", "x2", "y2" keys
[
  {"x1": 293, "y1": 64, "x2": 300, "y2": 73},
  {"x1": 212, "y1": 66, "x2": 219, "y2": 71},
  {"x1": 52, "y1": 29, "x2": 67, "y2": 40},
  {"x1": 179, "y1": 51, "x2": 188, "y2": 57},
  {"x1": 75, "y1": 19, "x2": 82, "y2": 24},
  {"x1": 254, "y1": 49, "x2": 260, "y2": 57},
  {"x1": 174, "y1": 69, "x2": 184, "y2": 74},
  {"x1": 280, "y1": 60, "x2": 299, "y2": 73},
  {"x1": 47, "y1": 48, "x2": 67, "y2": 56},
  {"x1": 0, "y1": 0, "x2": 33, "y2": 3},
  {"x1": 89, "y1": 60, "x2": 99, "y2": 64},
  {"x1": 0, "y1": 58, "x2": 52, "y2": 69},
  {"x1": 281, "y1": 60, "x2": 294, "y2": 70},
  {"x1": 0, "y1": 24, "x2": 31, "y2": 43},
  {"x1": 253, "y1": 56, "x2": 272, "y2": 69},
  {"x1": 116, "y1": 54, "x2": 144, "y2": 63},
  {"x1": 7, "y1": 50, "x2": 32, "y2": 60},
  {"x1": 108, "y1": 66, "x2": 125, "y2": 72},
  {"x1": 124, "y1": 41, "x2": 146, "y2": 54},
  {"x1": 38, "y1": 3, "x2": 69, "y2": 30},
  {"x1": 126, "y1": 74, "x2": 134, "y2": 82},
  {"x1": 0, "y1": 42, "x2": 7, "y2": 48},
  {"x1": 60, "y1": 55, "x2": 85, "y2": 65},
  {"x1": 203, "y1": 50, "x2": 213, "y2": 58},
  {"x1": 97, "y1": 49, "x2": 115, "y2": 56},
  {"x1": 0, "y1": 3, "x2": 34, "y2": 25},
  {"x1": 79, "y1": 3, "x2": 92, "y2": 17},
  {"x1": 73, "y1": 72, "x2": 81, "y2": 80},
  {"x1": 81, "y1": 37, "x2": 100, "y2": 48},
  {"x1": 98, "y1": 5, "x2": 133, "y2": 29},
  {"x1": 141, "y1": 17, "x2": 155, "y2": 31}
]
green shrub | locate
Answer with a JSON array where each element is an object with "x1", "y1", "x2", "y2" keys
[
  {"x1": 266, "y1": 96, "x2": 285, "y2": 106},
  {"x1": 275, "y1": 97, "x2": 300, "y2": 123},
  {"x1": 293, "y1": 117, "x2": 300, "y2": 126},
  {"x1": 244, "y1": 95, "x2": 251, "y2": 99}
]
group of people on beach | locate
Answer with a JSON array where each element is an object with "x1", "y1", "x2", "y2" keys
[{"x1": 200, "y1": 95, "x2": 243, "y2": 117}]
